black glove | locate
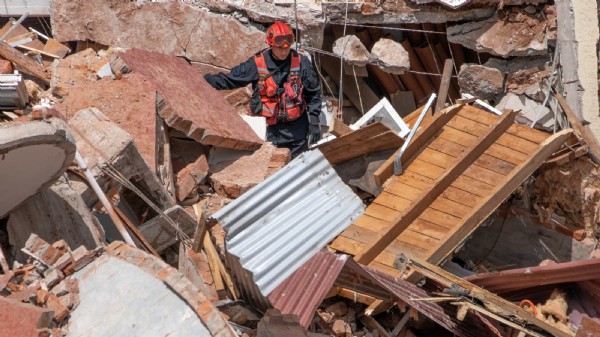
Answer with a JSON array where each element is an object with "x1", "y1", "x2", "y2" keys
[{"x1": 308, "y1": 123, "x2": 321, "y2": 147}]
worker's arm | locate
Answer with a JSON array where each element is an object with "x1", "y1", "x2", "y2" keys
[
  {"x1": 204, "y1": 57, "x2": 258, "y2": 90},
  {"x1": 300, "y1": 56, "x2": 322, "y2": 125}
]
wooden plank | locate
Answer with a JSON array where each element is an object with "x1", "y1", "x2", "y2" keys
[
  {"x1": 434, "y1": 59, "x2": 454, "y2": 113},
  {"x1": 330, "y1": 235, "x2": 363, "y2": 256},
  {"x1": 191, "y1": 200, "x2": 209, "y2": 253},
  {"x1": 0, "y1": 41, "x2": 49, "y2": 84},
  {"x1": 429, "y1": 197, "x2": 471, "y2": 219},
  {"x1": 427, "y1": 129, "x2": 572, "y2": 265},
  {"x1": 428, "y1": 138, "x2": 516, "y2": 175},
  {"x1": 450, "y1": 175, "x2": 494, "y2": 198},
  {"x1": 405, "y1": 159, "x2": 446, "y2": 179},
  {"x1": 442, "y1": 186, "x2": 483, "y2": 208},
  {"x1": 364, "y1": 203, "x2": 400, "y2": 222},
  {"x1": 555, "y1": 91, "x2": 600, "y2": 162},
  {"x1": 318, "y1": 122, "x2": 403, "y2": 165},
  {"x1": 374, "y1": 104, "x2": 465, "y2": 186},
  {"x1": 462, "y1": 165, "x2": 506, "y2": 187},
  {"x1": 418, "y1": 208, "x2": 461, "y2": 230},
  {"x1": 329, "y1": 118, "x2": 353, "y2": 137},
  {"x1": 356, "y1": 110, "x2": 518, "y2": 264},
  {"x1": 406, "y1": 256, "x2": 574, "y2": 337},
  {"x1": 407, "y1": 218, "x2": 449, "y2": 240}
]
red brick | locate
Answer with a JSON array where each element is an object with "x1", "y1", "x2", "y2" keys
[
  {"x1": 45, "y1": 294, "x2": 69, "y2": 323},
  {"x1": 0, "y1": 297, "x2": 53, "y2": 337}
]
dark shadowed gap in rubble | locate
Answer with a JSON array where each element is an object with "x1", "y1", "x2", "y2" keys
[
  {"x1": 319, "y1": 22, "x2": 494, "y2": 125},
  {"x1": 0, "y1": 216, "x2": 9, "y2": 272}
]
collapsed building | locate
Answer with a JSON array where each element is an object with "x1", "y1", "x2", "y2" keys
[{"x1": 1, "y1": 0, "x2": 600, "y2": 336}]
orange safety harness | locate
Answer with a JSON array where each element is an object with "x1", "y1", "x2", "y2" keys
[{"x1": 253, "y1": 51, "x2": 305, "y2": 125}]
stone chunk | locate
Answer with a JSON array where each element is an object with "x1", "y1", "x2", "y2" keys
[
  {"x1": 458, "y1": 64, "x2": 504, "y2": 102},
  {"x1": 370, "y1": 38, "x2": 409, "y2": 74},
  {"x1": 210, "y1": 143, "x2": 290, "y2": 199},
  {"x1": 333, "y1": 35, "x2": 371, "y2": 67},
  {"x1": 447, "y1": 11, "x2": 547, "y2": 57},
  {"x1": 117, "y1": 49, "x2": 262, "y2": 151}
]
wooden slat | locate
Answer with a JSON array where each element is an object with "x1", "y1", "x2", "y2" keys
[
  {"x1": 427, "y1": 129, "x2": 572, "y2": 265},
  {"x1": 418, "y1": 208, "x2": 462, "y2": 230},
  {"x1": 449, "y1": 175, "x2": 494, "y2": 198},
  {"x1": 0, "y1": 41, "x2": 50, "y2": 84},
  {"x1": 405, "y1": 159, "x2": 446, "y2": 179},
  {"x1": 374, "y1": 104, "x2": 464, "y2": 186},
  {"x1": 408, "y1": 218, "x2": 449, "y2": 240},
  {"x1": 329, "y1": 118, "x2": 353, "y2": 137},
  {"x1": 434, "y1": 59, "x2": 454, "y2": 113},
  {"x1": 364, "y1": 203, "x2": 400, "y2": 222},
  {"x1": 356, "y1": 110, "x2": 518, "y2": 264},
  {"x1": 441, "y1": 186, "x2": 483, "y2": 208},
  {"x1": 406, "y1": 256, "x2": 573, "y2": 337},
  {"x1": 429, "y1": 138, "x2": 516, "y2": 175},
  {"x1": 462, "y1": 165, "x2": 506, "y2": 186},
  {"x1": 318, "y1": 122, "x2": 403, "y2": 165}
]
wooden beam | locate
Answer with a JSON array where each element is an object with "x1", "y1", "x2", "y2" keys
[
  {"x1": 329, "y1": 118, "x2": 353, "y2": 137},
  {"x1": 554, "y1": 91, "x2": 600, "y2": 162},
  {"x1": 373, "y1": 104, "x2": 464, "y2": 186},
  {"x1": 356, "y1": 109, "x2": 518, "y2": 264},
  {"x1": 0, "y1": 41, "x2": 49, "y2": 84},
  {"x1": 360, "y1": 315, "x2": 393, "y2": 337},
  {"x1": 203, "y1": 234, "x2": 238, "y2": 300},
  {"x1": 405, "y1": 256, "x2": 574, "y2": 337},
  {"x1": 191, "y1": 199, "x2": 209, "y2": 253},
  {"x1": 425, "y1": 129, "x2": 573, "y2": 265},
  {"x1": 434, "y1": 59, "x2": 453, "y2": 113}
]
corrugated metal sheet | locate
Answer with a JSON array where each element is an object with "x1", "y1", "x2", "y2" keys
[
  {"x1": 268, "y1": 251, "x2": 349, "y2": 328},
  {"x1": 0, "y1": 1, "x2": 50, "y2": 15},
  {"x1": 260, "y1": 249, "x2": 498, "y2": 337},
  {"x1": 211, "y1": 149, "x2": 365, "y2": 296}
]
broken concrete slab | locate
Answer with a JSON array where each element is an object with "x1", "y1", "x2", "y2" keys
[
  {"x1": 67, "y1": 107, "x2": 175, "y2": 209},
  {"x1": 0, "y1": 118, "x2": 76, "y2": 217},
  {"x1": 447, "y1": 10, "x2": 548, "y2": 57},
  {"x1": 117, "y1": 48, "x2": 262, "y2": 151},
  {"x1": 51, "y1": 0, "x2": 265, "y2": 69},
  {"x1": 496, "y1": 93, "x2": 554, "y2": 129},
  {"x1": 210, "y1": 143, "x2": 290, "y2": 199},
  {"x1": 68, "y1": 248, "x2": 233, "y2": 336},
  {"x1": 458, "y1": 63, "x2": 504, "y2": 102},
  {"x1": 8, "y1": 176, "x2": 104, "y2": 263},
  {"x1": 55, "y1": 72, "x2": 159, "y2": 169},
  {"x1": 332, "y1": 35, "x2": 370, "y2": 67},
  {"x1": 138, "y1": 205, "x2": 197, "y2": 253},
  {"x1": 370, "y1": 38, "x2": 409, "y2": 74},
  {"x1": 50, "y1": 48, "x2": 114, "y2": 99},
  {"x1": 105, "y1": 241, "x2": 236, "y2": 337}
]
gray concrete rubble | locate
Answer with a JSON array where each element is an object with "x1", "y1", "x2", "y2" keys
[
  {"x1": 0, "y1": 118, "x2": 76, "y2": 217},
  {"x1": 458, "y1": 64, "x2": 505, "y2": 102},
  {"x1": 332, "y1": 35, "x2": 371, "y2": 67},
  {"x1": 67, "y1": 107, "x2": 175, "y2": 210},
  {"x1": 138, "y1": 205, "x2": 197, "y2": 253},
  {"x1": 447, "y1": 9, "x2": 548, "y2": 57},
  {"x1": 8, "y1": 176, "x2": 104, "y2": 263},
  {"x1": 370, "y1": 38, "x2": 410, "y2": 74}
]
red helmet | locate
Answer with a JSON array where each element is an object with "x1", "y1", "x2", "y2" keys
[{"x1": 266, "y1": 21, "x2": 295, "y2": 48}]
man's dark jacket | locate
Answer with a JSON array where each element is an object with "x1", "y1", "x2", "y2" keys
[{"x1": 204, "y1": 49, "x2": 321, "y2": 146}]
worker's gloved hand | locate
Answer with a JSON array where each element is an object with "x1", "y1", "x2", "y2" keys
[{"x1": 308, "y1": 123, "x2": 321, "y2": 147}]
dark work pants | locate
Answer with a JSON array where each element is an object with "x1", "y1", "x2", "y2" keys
[{"x1": 277, "y1": 137, "x2": 309, "y2": 159}]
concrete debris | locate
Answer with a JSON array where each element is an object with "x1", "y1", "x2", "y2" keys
[
  {"x1": 447, "y1": 8, "x2": 549, "y2": 57},
  {"x1": 370, "y1": 38, "x2": 410, "y2": 74},
  {"x1": 210, "y1": 142, "x2": 290, "y2": 199},
  {"x1": 332, "y1": 35, "x2": 371, "y2": 67},
  {"x1": 51, "y1": 0, "x2": 265, "y2": 69},
  {"x1": 458, "y1": 63, "x2": 505, "y2": 102},
  {"x1": 0, "y1": 118, "x2": 76, "y2": 217},
  {"x1": 0, "y1": 1, "x2": 599, "y2": 337}
]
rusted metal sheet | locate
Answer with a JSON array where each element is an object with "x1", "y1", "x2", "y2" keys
[
  {"x1": 268, "y1": 251, "x2": 349, "y2": 328},
  {"x1": 465, "y1": 258, "x2": 600, "y2": 295},
  {"x1": 117, "y1": 48, "x2": 262, "y2": 151}
]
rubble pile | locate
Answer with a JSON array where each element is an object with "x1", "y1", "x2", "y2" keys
[{"x1": 0, "y1": 0, "x2": 600, "y2": 336}]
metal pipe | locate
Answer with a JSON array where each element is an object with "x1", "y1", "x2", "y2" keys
[
  {"x1": 75, "y1": 151, "x2": 136, "y2": 247},
  {"x1": 393, "y1": 93, "x2": 437, "y2": 175},
  {"x1": 0, "y1": 13, "x2": 29, "y2": 42}
]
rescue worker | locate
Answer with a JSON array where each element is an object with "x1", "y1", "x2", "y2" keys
[{"x1": 204, "y1": 21, "x2": 322, "y2": 158}]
